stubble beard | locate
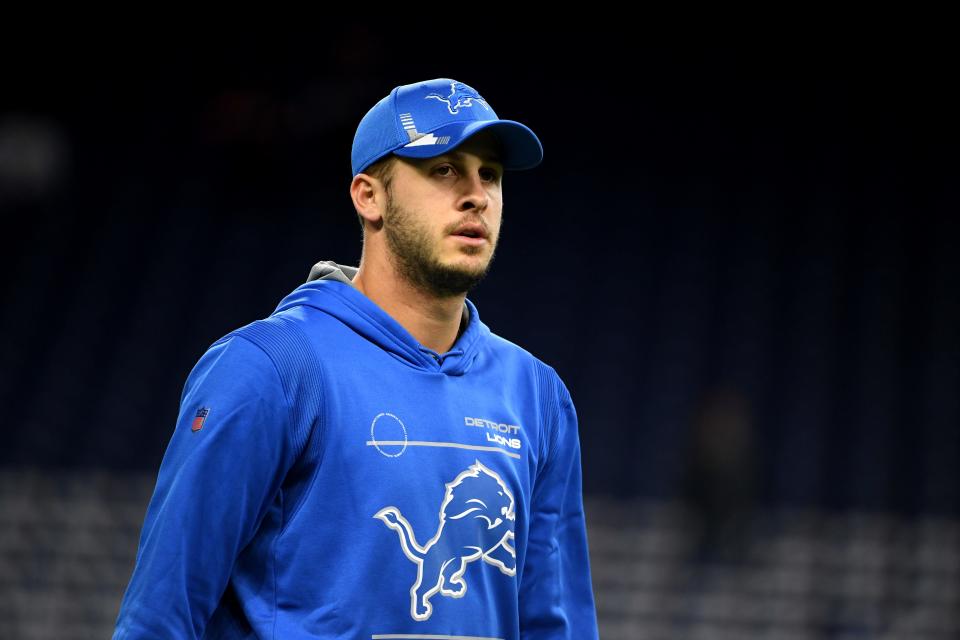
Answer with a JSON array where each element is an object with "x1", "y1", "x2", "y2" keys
[{"x1": 382, "y1": 192, "x2": 498, "y2": 299}]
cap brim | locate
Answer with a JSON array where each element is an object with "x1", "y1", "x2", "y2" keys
[{"x1": 392, "y1": 120, "x2": 543, "y2": 170}]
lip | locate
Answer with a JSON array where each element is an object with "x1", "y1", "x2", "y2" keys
[
  {"x1": 451, "y1": 223, "x2": 488, "y2": 239},
  {"x1": 451, "y1": 234, "x2": 487, "y2": 245}
]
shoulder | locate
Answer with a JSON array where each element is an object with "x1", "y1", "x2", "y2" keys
[
  {"x1": 484, "y1": 329, "x2": 570, "y2": 405},
  {"x1": 190, "y1": 330, "x2": 280, "y2": 388},
  {"x1": 203, "y1": 309, "x2": 327, "y2": 399},
  {"x1": 216, "y1": 308, "x2": 323, "y2": 367},
  {"x1": 201, "y1": 310, "x2": 325, "y2": 441}
]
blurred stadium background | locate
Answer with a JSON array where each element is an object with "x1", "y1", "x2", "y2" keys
[{"x1": 1, "y1": 31, "x2": 956, "y2": 639}]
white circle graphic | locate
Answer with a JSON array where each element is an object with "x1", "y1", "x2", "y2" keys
[{"x1": 370, "y1": 412, "x2": 408, "y2": 458}]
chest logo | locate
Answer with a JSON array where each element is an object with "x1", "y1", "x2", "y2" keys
[{"x1": 374, "y1": 460, "x2": 517, "y2": 621}]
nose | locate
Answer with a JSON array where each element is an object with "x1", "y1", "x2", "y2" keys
[{"x1": 458, "y1": 172, "x2": 489, "y2": 213}]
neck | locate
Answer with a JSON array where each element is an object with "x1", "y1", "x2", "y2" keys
[{"x1": 351, "y1": 254, "x2": 467, "y2": 355}]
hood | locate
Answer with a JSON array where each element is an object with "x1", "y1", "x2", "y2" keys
[{"x1": 270, "y1": 260, "x2": 490, "y2": 376}]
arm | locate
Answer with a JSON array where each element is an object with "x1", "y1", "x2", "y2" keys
[
  {"x1": 113, "y1": 333, "x2": 299, "y2": 639},
  {"x1": 518, "y1": 375, "x2": 600, "y2": 639}
]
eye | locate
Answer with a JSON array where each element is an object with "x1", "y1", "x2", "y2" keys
[
  {"x1": 481, "y1": 168, "x2": 501, "y2": 182},
  {"x1": 434, "y1": 163, "x2": 501, "y2": 183}
]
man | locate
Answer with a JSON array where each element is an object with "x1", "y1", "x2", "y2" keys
[{"x1": 113, "y1": 78, "x2": 599, "y2": 639}]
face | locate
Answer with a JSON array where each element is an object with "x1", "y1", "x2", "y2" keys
[{"x1": 379, "y1": 130, "x2": 505, "y2": 298}]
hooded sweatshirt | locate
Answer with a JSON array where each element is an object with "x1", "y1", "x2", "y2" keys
[{"x1": 113, "y1": 260, "x2": 599, "y2": 640}]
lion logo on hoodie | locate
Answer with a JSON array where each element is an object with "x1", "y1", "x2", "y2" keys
[{"x1": 374, "y1": 460, "x2": 517, "y2": 621}]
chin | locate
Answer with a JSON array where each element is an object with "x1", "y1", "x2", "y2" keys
[
  {"x1": 434, "y1": 251, "x2": 492, "y2": 284},
  {"x1": 446, "y1": 250, "x2": 490, "y2": 270}
]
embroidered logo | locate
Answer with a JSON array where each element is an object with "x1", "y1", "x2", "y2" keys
[
  {"x1": 424, "y1": 81, "x2": 491, "y2": 115},
  {"x1": 374, "y1": 460, "x2": 516, "y2": 621},
  {"x1": 191, "y1": 407, "x2": 210, "y2": 432}
]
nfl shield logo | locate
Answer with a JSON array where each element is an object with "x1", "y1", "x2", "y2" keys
[{"x1": 191, "y1": 407, "x2": 210, "y2": 432}]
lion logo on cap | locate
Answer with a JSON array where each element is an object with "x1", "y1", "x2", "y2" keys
[{"x1": 425, "y1": 81, "x2": 491, "y2": 115}]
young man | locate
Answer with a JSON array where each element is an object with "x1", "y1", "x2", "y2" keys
[{"x1": 113, "y1": 78, "x2": 599, "y2": 639}]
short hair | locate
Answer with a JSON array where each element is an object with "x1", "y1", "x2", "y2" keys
[{"x1": 356, "y1": 154, "x2": 397, "y2": 238}]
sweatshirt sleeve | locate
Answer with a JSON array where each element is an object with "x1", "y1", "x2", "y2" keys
[
  {"x1": 518, "y1": 374, "x2": 600, "y2": 639},
  {"x1": 113, "y1": 332, "x2": 300, "y2": 639}
]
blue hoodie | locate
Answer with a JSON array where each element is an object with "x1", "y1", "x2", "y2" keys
[{"x1": 113, "y1": 260, "x2": 599, "y2": 640}]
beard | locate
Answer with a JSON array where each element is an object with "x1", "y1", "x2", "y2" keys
[{"x1": 382, "y1": 192, "x2": 498, "y2": 298}]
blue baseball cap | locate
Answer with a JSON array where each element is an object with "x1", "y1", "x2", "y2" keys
[{"x1": 351, "y1": 78, "x2": 543, "y2": 177}]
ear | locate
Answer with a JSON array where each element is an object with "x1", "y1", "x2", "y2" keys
[{"x1": 350, "y1": 173, "x2": 386, "y2": 227}]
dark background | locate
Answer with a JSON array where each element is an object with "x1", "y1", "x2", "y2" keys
[{"x1": 2, "y1": 31, "x2": 957, "y2": 518}]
